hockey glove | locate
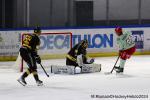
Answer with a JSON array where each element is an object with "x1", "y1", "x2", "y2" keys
[
  {"x1": 119, "y1": 50, "x2": 123, "y2": 56},
  {"x1": 35, "y1": 56, "x2": 41, "y2": 64}
]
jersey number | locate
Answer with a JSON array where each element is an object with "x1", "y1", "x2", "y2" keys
[
  {"x1": 126, "y1": 35, "x2": 134, "y2": 45},
  {"x1": 23, "y1": 35, "x2": 32, "y2": 46}
]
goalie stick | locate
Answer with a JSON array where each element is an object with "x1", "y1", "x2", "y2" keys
[
  {"x1": 39, "y1": 63, "x2": 49, "y2": 77},
  {"x1": 104, "y1": 56, "x2": 120, "y2": 75}
]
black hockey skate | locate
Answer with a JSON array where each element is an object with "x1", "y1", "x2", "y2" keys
[
  {"x1": 17, "y1": 77, "x2": 27, "y2": 86},
  {"x1": 36, "y1": 80, "x2": 43, "y2": 86},
  {"x1": 114, "y1": 66, "x2": 124, "y2": 73},
  {"x1": 114, "y1": 66, "x2": 120, "y2": 70}
]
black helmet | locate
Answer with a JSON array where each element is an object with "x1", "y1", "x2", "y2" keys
[
  {"x1": 34, "y1": 27, "x2": 41, "y2": 33},
  {"x1": 83, "y1": 39, "x2": 88, "y2": 44},
  {"x1": 81, "y1": 39, "x2": 88, "y2": 48}
]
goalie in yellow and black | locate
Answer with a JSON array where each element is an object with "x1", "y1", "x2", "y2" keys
[
  {"x1": 66, "y1": 40, "x2": 101, "y2": 73},
  {"x1": 66, "y1": 40, "x2": 93, "y2": 66}
]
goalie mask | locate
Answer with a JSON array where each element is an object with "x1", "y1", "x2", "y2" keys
[{"x1": 81, "y1": 40, "x2": 88, "y2": 49}]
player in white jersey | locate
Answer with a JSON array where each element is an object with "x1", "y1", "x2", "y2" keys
[{"x1": 114, "y1": 26, "x2": 136, "y2": 73}]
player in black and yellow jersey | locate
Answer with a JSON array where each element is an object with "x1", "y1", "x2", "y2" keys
[
  {"x1": 66, "y1": 40, "x2": 94, "y2": 67},
  {"x1": 17, "y1": 27, "x2": 43, "y2": 86}
]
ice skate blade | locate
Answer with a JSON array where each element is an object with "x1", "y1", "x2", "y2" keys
[
  {"x1": 104, "y1": 72, "x2": 112, "y2": 75},
  {"x1": 37, "y1": 83, "x2": 43, "y2": 86},
  {"x1": 17, "y1": 79, "x2": 26, "y2": 86},
  {"x1": 116, "y1": 72, "x2": 123, "y2": 75}
]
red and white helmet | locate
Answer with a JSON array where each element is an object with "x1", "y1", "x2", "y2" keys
[{"x1": 115, "y1": 26, "x2": 122, "y2": 33}]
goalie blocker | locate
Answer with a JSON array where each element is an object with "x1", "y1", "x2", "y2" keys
[{"x1": 51, "y1": 64, "x2": 101, "y2": 74}]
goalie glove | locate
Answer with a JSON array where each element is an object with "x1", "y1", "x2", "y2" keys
[
  {"x1": 89, "y1": 58, "x2": 94, "y2": 64},
  {"x1": 86, "y1": 58, "x2": 95, "y2": 64},
  {"x1": 35, "y1": 55, "x2": 41, "y2": 64}
]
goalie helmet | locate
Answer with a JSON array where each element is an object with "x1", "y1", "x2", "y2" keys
[{"x1": 81, "y1": 39, "x2": 88, "y2": 49}]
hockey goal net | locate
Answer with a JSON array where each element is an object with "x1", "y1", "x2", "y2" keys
[{"x1": 15, "y1": 32, "x2": 72, "y2": 72}]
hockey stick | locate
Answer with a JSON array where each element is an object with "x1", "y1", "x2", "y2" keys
[
  {"x1": 40, "y1": 63, "x2": 49, "y2": 77},
  {"x1": 104, "y1": 56, "x2": 120, "y2": 75}
]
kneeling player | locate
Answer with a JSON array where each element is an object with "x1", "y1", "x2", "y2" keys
[
  {"x1": 51, "y1": 40, "x2": 101, "y2": 74},
  {"x1": 66, "y1": 40, "x2": 94, "y2": 66},
  {"x1": 114, "y1": 27, "x2": 136, "y2": 73},
  {"x1": 66, "y1": 40, "x2": 100, "y2": 73}
]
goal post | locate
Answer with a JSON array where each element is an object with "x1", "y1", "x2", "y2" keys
[{"x1": 15, "y1": 32, "x2": 72, "y2": 72}]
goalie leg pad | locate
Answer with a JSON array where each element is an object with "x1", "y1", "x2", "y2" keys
[
  {"x1": 51, "y1": 64, "x2": 101, "y2": 74},
  {"x1": 51, "y1": 65, "x2": 75, "y2": 74},
  {"x1": 81, "y1": 64, "x2": 101, "y2": 73}
]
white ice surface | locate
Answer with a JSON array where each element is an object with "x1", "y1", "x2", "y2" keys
[{"x1": 0, "y1": 55, "x2": 150, "y2": 100}]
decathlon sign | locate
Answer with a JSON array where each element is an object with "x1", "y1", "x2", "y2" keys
[
  {"x1": 72, "y1": 34, "x2": 113, "y2": 48},
  {"x1": 39, "y1": 33, "x2": 114, "y2": 51},
  {"x1": 39, "y1": 35, "x2": 70, "y2": 50}
]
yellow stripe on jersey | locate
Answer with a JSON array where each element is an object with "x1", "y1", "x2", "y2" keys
[{"x1": 66, "y1": 54, "x2": 77, "y2": 62}]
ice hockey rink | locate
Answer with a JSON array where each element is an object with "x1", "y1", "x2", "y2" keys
[{"x1": 0, "y1": 55, "x2": 149, "y2": 100}]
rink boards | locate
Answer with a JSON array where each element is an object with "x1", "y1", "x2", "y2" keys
[{"x1": 0, "y1": 26, "x2": 150, "y2": 60}]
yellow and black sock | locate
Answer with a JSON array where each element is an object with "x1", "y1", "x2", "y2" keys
[
  {"x1": 32, "y1": 70, "x2": 39, "y2": 81},
  {"x1": 21, "y1": 69, "x2": 31, "y2": 79}
]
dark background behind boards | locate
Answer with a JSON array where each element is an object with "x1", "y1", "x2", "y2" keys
[{"x1": 1, "y1": 0, "x2": 150, "y2": 28}]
